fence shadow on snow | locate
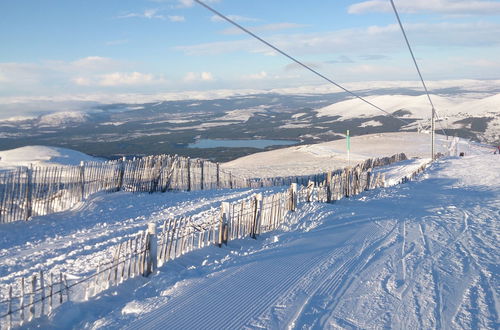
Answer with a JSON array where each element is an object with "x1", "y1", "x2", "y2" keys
[{"x1": 0, "y1": 153, "x2": 429, "y2": 329}]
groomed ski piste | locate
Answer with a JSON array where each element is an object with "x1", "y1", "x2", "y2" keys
[{"x1": 0, "y1": 133, "x2": 498, "y2": 329}]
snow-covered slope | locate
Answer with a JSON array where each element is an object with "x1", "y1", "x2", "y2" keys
[
  {"x1": 222, "y1": 132, "x2": 494, "y2": 178},
  {"x1": 2, "y1": 142, "x2": 494, "y2": 329},
  {"x1": 0, "y1": 134, "x2": 498, "y2": 329},
  {"x1": 315, "y1": 93, "x2": 500, "y2": 143},
  {"x1": 0, "y1": 145, "x2": 101, "y2": 168},
  {"x1": 315, "y1": 94, "x2": 500, "y2": 119}
]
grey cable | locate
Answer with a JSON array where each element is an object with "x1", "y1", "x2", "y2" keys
[
  {"x1": 193, "y1": 0, "x2": 412, "y2": 126},
  {"x1": 389, "y1": 0, "x2": 448, "y2": 137}
]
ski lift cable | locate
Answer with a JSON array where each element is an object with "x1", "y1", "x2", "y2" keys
[
  {"x1": 389, "y1": 0, "x2": 448, "y2": 137},
  {"x1": 193, "y1": 0, "x2": 412, "y2": 126}
]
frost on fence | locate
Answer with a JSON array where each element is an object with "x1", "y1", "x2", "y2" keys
[
  {"x1": 0, "y1": 155, "x2": 241, "y2": 224},
  {"x1": 0, "y1": 152, "x2": 408, "y2": 224},
  {"x1": 0, "y1": 185, "x2": 297, "y2": 329}
]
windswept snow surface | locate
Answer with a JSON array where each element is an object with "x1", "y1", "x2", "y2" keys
[
  {"x1": 0, "y1": 145, "x2": 101, "y2": 168},
  {"x1": 4, "y1": 147, "x2": 495, "y2": 329},
  {"x1": 223, "y1": 132, "x2": 493, "y2": 178}
]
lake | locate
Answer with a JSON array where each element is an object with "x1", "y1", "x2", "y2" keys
[{"x1": 187, "y1": 139, "x2": 297, "y2": 149}]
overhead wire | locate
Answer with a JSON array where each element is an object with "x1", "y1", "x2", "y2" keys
[
  {"x1": 193, "y1": 0, "x2": 412, "y2": 126},
  {"x1": 389, "y1": 0, "x2": 448, "y2": 138}
]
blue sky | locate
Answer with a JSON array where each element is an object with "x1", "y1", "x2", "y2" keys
[{"x1": 1, "y1": 0, "x2": 500, "y2": 99}]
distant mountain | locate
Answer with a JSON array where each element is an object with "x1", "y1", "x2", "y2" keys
[{"x1": 1, "y1": 80, "x2": 498, "y2": 162}]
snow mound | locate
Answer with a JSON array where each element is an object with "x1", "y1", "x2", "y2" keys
[
  {"x1": 0, "y1": 145, "x2": 101, "y2": 168},
  {"x1": 37, "y1": 111, "x2": 88, "y2": 127}
]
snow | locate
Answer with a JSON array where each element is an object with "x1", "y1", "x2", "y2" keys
[
  {"x1": 0, "y1": 134, "x2": 498, "y2": 329},
  {"x1": 0, "y1": 145, "x2": 101, "y2": 168},
  {"x1": 359, "y1": 119, "x2": 383, "y2": 127},
  {"x1": 37, "y1": 111, "x2": 88, "y2": 127},
  {"x1": 314, "y1": 93, "x2": 500, "y2": 143},
  {"x1": 315, "y1": 93, "x2": 500, "y2": 120},
  {"x1": 222, "y1": 132, "x2": 492, "y2": 178},
  {"x1": 220, "y1": 106, "x2": 270, "y2": 122}
]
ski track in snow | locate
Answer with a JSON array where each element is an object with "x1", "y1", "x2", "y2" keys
[{"x1": 1, "y1": 150, "x2": 499, "y2": 329}]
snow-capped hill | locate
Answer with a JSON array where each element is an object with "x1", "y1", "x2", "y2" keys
[
  {"x1": 314, "y1": 93, "x2": 499, "y2": 119},
  {"x1": 315, "y1": 93, "x2": 500, "y2": 144},
  {"x1": 36, "y1": 111, "x2": 88, "y2": 127},
  {"x1": 0, "y1": 145, "x2": 101, "y2": 168}
]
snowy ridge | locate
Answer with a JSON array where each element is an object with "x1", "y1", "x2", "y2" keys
[{"x1": 0, "y1": 146, "x2": 101, "y2": 168}]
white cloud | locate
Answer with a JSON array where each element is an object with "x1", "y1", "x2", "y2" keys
[
  {"x1": 175, "y1": 22, "x2": 500, "y2": 56},
  {"x1": 72, "y1": 77, "x2": 92, "y2": 86},
  {"x1": 168, "y1": 15, "x2": 185, "y2": 22},
  {"x1": 71, "y1": 56, "x2": 117, "y2": 71},
  {"x1": 177, "y1": 0, "x2": 220, "y2": 8},
  {"x1": 118, "y1": 8, "x2": 165, "y2": 19},
  {"x1": 72, "y1": 72, "x2": 166, "y2": 87},
  {"x1": 210, "y1": 14, "x2": 259, "y2": 23},
  {"x1": 0, "y1": 62, "x2": 45, "y2": 86},
  {"x1": 98, "y1": 72, "x2": 165, "y2": 86},
  {"x1": 221, "y1": 22, "x2": 307, "y2": 35},
  {"x1": 242, "y1": 71, "x2": 268, "y2": 80},
  {"x1": 184, "y1": 71, "x2": 215, "y2": 82},
  {"x1": 178, "y1": 0, "x2": 194, "y2": 7},
  {"x1": 348, "y1": 0, "x2": 500, "y2": 15}
]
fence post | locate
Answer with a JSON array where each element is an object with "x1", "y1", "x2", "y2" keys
[
  {"x1": 200, "y1": 160, "x2": 204, "y2": 190},
  {"x1": 26, "y1": 165, "x2": 33, "y2": 220},
  {"x1": 326, "y1": 172, "x2": 332, "y2": 203},
  {"x1": 251, "y1": 194, "x2": 263, "y2": 239},
  {"x1": 219, "y1": 202, "x2": 230, "y2": 247},
  {"x1": 79, "y1": 161, "x2": 85, "y2": 200},
  {"x1": 307, "y1": 180, "x2": 315, "y2": 202},
  {"x1": 29, "y1": 274, "x2": 36, "y2": 321},
  {"x1": 117, "y1": 157, "x2": 125, "y2": 191},
  {"x1": 39, "y1": 271, "x2": 45, "y2": 316},
  {"x1": 290, "y1": 183, "x2": 298, "y2": 211},
  {"x1": 345, "y1": 168, "x2": 351, "y2": 197},
  {"x1": 146, "y1": 223, "x2": 157, "y2": 275},
  {"x1": 216, "y1": 163, "x2": 220, "y2": 188},
  {"x1": 186, "y1": 159, "x2": 191, "y2": 191}
]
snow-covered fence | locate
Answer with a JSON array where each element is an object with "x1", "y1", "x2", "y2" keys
[
  {"x1": 0, "y1": 185, "x2": 297, "y2": 329},
  {"x1": 0, "y1": 229, "x2": 152, "y2": 329},
  {"x1": 0, "y1": 155, "x2": 245, "y2": 224},
  {"x1": 0, "y1": 153, "x2": 407, "y2": 224},
  {"x1": 299, "y1": 154, "x2": 430, "y2": 204},
  {"x1": 302, "y1": 162, "x2": 387, "y2": 203},
  {"x1": 0, "y1": 153, "x2": 417, "y2": 328}
]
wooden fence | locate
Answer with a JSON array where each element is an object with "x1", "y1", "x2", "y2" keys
[
  {"x1": 0, "y1": 185, "x2": 297, "y2": 329},
  {"x1": 0, "y1": 153, "x2": 424, "y2": 329},
  {"x1": 0, "y1": 152, "x2": 407, "y2": 225},
  {"x1": 0, "y1": 155, "x2": 244, "y2": 224}
]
